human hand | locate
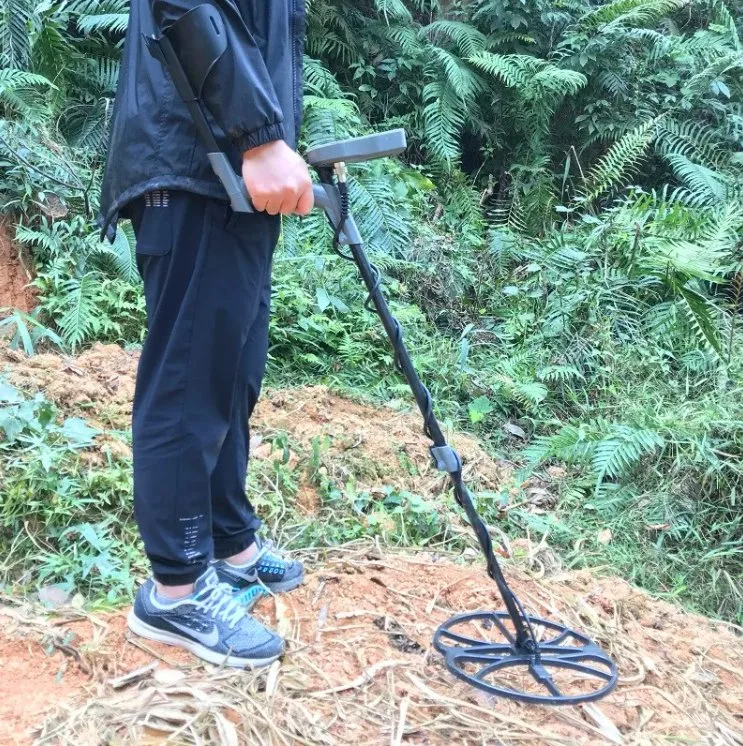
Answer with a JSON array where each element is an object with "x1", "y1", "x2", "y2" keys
[{"x1": 241, "y1": 140, "x2": 314, "y2": 216}]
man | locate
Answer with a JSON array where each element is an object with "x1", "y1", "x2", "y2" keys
[{"x1": 98, "y1": 0, "x2": 312, "y2": 667}]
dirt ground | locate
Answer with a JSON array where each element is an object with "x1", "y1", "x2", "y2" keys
[
  {"x1": 0, "y1": 341, "x2": 507, "y2": 500},
  {"x1": 2, "y1": 548, "x2": 743, "y2": 745},
  {"x1": 1, "y1": 343, "x2": 743, "y2": 745},
  {"x1": 0, "y1": 220, "x2": 36, "y2": 313}
]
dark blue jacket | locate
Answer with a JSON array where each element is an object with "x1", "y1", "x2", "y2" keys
[{"x1": 99, "y1": 0, "x2": 305, "y2": 239}]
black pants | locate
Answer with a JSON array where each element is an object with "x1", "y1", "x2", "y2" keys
[{"x1": 129, "y1": 190, "x2": 279, "y2": 585}]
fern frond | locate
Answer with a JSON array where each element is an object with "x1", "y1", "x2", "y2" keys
[
  {"x1": 469, "y1": 52, "x2": 540, "y2": 90},
  {"x1": 579, "y1": 118, "x2": 660, "y2": 203},
  {"x1": 524, "y1": 423, "x2": 594, "y2": 465},
  {"x1": 666, "y1": 154, "x2": 730, "y2": 204},
  {"x1": 58, "y1": 273, "x2": 99, "y2": 350},
  {"x1": 427, "y1": 47, "x2": 484, "y2": 101},
  {"x1": 385, "y1": 25, "x2": 426, "y2": 56},
  {"x1": 531, "y1": 66, "x2": 586, "y2": 96},
  {"x1": 0, "y1": 0, "x2": 34, "y2": 68},
  {"x1": 682, "y1": 51, "x2": 743, "y2": 99},
  {"x1": 591, "y1": 425, "x2": 665, "y2": 488},
  {"x1": 470, "y1": 52, "x2": 586, "y2": 101},
  {"x1": 0, "y1": 69, "x2": 55, "y2": 91},
  {"x1": 76, "y1": 12, "x2": 128, "y2": 33},
  {"x1": 303, "y1": 56, "x2": 346, "y2": 99},
  {"x1": 656, "y1": 118, "x2": 724, "y2": 169},
  {"x1": 422, "y1": 81, "x2": 466, "y2": 167},
  {"x1": 596, "y1": 70, "x2": 630, "y2": 97},
  {"x1": 0, "y1": 70, "x2": 55, "y2": 119},
  {"x1": 95, "y1": 222, "x2": 138, "y2": 285},
  {"x1": 711, "y1": 0, "x2": 740, "y2": 51},
  {"x1": 581, "y1": 0, "x2": 683, "y2": 31},
  {"x1": 422, "y1": 20, "x2": 487, "y2": 56},
  {"x1": 61, "y1": 100, "x2": 109, "y2": 151},
  {"x1": 348, "y1": 166, "x2": 410, "y2": 254},
  {"x1": 643, "y1": 300, "x2": 678, "y2": 339},
  {"x1": 677, "y1": 285, "x2": 725, "y2": 357},
  {"x1": 29, "y1": 22, "x2": 71, "y2": 85},
  {"x1": 302, "y1": 95, "x2": 359, "y2": 148},
  {"x1": 374, "y1": 0, "x2": 411, "y2": 23},
  {"x1": 537, "y1": 365, "x2": 585, "y2": 383}
]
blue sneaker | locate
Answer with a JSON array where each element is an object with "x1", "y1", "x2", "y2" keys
[
  {"x1": 214, "y1": 537, "x2": 305, "y2": 605},
  {"x1": 127, "y1": 567, "x2": 283, "y2": 668}
]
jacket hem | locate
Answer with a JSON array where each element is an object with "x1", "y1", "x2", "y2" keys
[{"x1": 98, "y1": 176, "x2": 234, "y2": 242}]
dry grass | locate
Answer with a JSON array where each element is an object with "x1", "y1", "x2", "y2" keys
[{"x1": 1, "y1": 543, "x2": 741, "y2": 746}]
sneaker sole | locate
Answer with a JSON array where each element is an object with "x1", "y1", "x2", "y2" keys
[{"x1": 126, "y1": 609, "x2": 281, "y2": 669}]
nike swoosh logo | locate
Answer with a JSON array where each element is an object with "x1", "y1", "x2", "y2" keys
[{"x1": 169, "y1": 620, "x2": 220, "y2": 648}]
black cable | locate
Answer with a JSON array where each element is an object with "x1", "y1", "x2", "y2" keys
[{"x1": 331, "y1": 180, "x2": 404, "y2": 369}]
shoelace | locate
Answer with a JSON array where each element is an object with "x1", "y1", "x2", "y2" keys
[
  {"x1": 254, "y1": 538, "x2": 291, "y2": 569},
  {"x1": 193, "y1": 581, "x2": 245, "y2": 629}
]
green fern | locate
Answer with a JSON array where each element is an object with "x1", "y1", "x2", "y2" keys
[
  {"x1": 422, "y1": 20, "x2": 488, "y2": 57},
  {"x1": 0, "y1": 0, "x2": 34, "y2": 68},
  {"x1": 422, "y1": 81, "x2": 467, "y2": 166},
  {"x1": 666, "y1": 154, "x2": 731, "y2": 204},
  {"x1": 470, "y1": 52, "x2": 586, "y2": 98},
  {"x1": 428, "y1": 47, "x2": 485, "y2": 101},
  {"x1": 469, "y1": 52, "x2": 541, "y2": 90},
  {"x1": 374, "y1": 0, "x2": 412, "y2": 23},
  {"x1": 580, "y1": 0, "x2": 683, "y2": 31},
  {"x1": 579, "y1": 118, "x2": 660, "y2": 203},
  {"x1": 591, "y1": 425, "x2": 665, "y2": 486},
  {"x1": 97, "y1": 222, "x2": 139, "y2": 285},
  {"x1": 76, "y1": 12, "x2": 129, "y2": 34},
  {"x1": 537, "y1": 365, "x2": 585, "y2": 383},
  {"x1": 527, "y1": 420, "x2": 665, "y2": 493},
  {"x1": 348, "y1": 165, "x2": 411, "y2": 254},
  {"x1": 386, "y1": 24, "x2": 427, "y2": 56},
  {"x1": 57, "y1": 273, "x2": 99, "y2": 350},
  {"x1": 0, "y1": 69, "x2": 55, "y2": 92}
]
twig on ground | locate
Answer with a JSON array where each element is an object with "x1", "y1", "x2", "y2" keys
[{"x1": 310, "y1": 660, "x2": 409, "y2": 696}]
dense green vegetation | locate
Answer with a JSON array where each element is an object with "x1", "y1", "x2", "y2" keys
[{"x1": 1, "y1": 0, "x2": 742, "y2": 622}]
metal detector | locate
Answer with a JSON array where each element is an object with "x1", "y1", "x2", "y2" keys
[{"x1": 145, "y1": 4, "x2": 618, "y2": 705}]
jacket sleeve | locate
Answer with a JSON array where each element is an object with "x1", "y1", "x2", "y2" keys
[{"x1": 151, "y1": 0, "x2": 285, "y2": 152}]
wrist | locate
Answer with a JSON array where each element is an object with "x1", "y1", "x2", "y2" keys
[{"x1": 242, "y1": 139, "x2": 285, "y2": 162}]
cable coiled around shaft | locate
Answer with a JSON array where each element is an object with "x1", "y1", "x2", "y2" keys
[{"x1": 328, "y1": 179, "x2": 538, "y2": 651}]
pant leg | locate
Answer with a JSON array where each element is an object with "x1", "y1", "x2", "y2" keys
[
  {"x1": 130, "y1": 191, "x2": 279, "y2": 585},
  {"x1": 210, "y1": 264, "x2": 272, "y2": 559}
]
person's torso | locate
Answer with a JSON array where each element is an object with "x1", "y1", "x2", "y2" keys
[{"x1": 98, "y1": 0, "x2": 305, "y2": 238}]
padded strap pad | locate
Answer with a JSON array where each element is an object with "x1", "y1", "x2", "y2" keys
[{"x1": 164, "y1": 4, "x2": 228, "y2": 99}]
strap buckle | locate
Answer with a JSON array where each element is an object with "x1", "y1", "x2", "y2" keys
[{"x1": 430, "y1": 445, "x2": 462, "y2": 473}]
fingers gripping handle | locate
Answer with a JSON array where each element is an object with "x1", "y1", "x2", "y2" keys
[{"x1": 208, "y1": 151, "x2": 362, "y2": 243}]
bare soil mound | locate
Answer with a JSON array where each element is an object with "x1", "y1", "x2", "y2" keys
[
  {"x1": 1, "y1": 547, "x2": 742, "y2": 745},
  {"x1": 0, "y1": 342, "x2": 506, "y2": 498},
  {"x1": 0, "y1": 220, "x2": 36, "y2": 313}
]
